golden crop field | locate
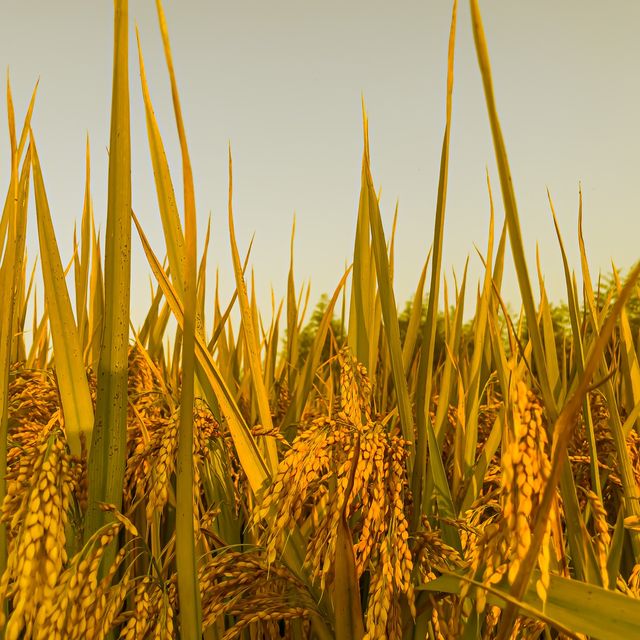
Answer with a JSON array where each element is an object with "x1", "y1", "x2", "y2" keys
[{"x1": 1, "y1": 1, "x2": 640, "y2": 638}]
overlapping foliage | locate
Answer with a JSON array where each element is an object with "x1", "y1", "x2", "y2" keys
[{"x1": 1, "y1": 1, "x2": 640, "y2": 638}]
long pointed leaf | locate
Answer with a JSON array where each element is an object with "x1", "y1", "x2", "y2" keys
[{"x1": 31, "y1": 136, "x2": 94, "y2": 457}]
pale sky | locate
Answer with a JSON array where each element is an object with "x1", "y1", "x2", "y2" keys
[{"x1": 1, "y1": 1, "x2": 639, "y2": 329}]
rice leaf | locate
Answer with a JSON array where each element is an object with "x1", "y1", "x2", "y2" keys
[
  {"x1": 0, "y1": 130, "x2": 28, "y2": 574},
  {"x1": 153, "y1": 0, "x2": 203, "y2": 632},
  {"x1": 612, "y1": 264, "x2": 640, "y2": 426},
  {"x1": 427, "y1": 418, "x2": 461, "y2": 551},
  {"x1": 85, "y1": 0, "x2": 132, "y2": 551},
  {"x1": 286, "y1": 217, "x2": 299, "y2": 394},
  {"x1": 133, "y1": 210, "x2": 271, "y2": 493},
  {"x1": 413, "y1": 0, "x2": 457, "y2": 528},
  {"x1": 498, "y1": 261, "x2": 640, "y2": 636},
  {"x1": 576, "y1": 202, "x2": 640, "y2": 560},
  {"x1": 227, "y1": 147, "x2": 279, "y2": 473},
  {"x1": 31, "y1": 135, "x2": 94, "y2": 457},
  {"x1": 135, "y1": 27, "x2": 185, "y2": 295},
  {"x1": 469, "y1": 0, "x2": 598, "y2": 589},
  {"x1": 462, "y1": 189, "x2": 494, "y2": 476},
  {"x1": 333, "y1": 435, "x2": 365, "y2": 640},
  {"x1": 74, "y1": 136, "x2": 92, "y2": 357},
  {"x1": 279, "y1": 266, "x2": 352, "y2": 434},
  {"x1": 361, "y1": 106, "x2": 415, "y2": 465},
  {"x1": 421, "y1": 571, "x2": 640, "y2": 640},
  {"x1": 348, "y1": 104, "x2": 377, "y2": 374},
  {"x1": 549, "y1": 190, "x2": 602, "y2": 499},
  {"x1": 401, "y1": 251, "x2": 431, "y2": 374}
]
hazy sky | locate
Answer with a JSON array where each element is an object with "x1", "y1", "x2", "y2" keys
[{"x1": 1, "y1": 1, "x2": 639, "y2": 329}]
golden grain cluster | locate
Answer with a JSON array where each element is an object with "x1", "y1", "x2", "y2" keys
[{"x1": 1, "y1": 0, "x2": 640, "y2": 638}]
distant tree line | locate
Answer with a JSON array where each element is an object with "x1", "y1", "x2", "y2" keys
[{"x1": 293, "y1": 264, "x2": 640, "y2": 373}]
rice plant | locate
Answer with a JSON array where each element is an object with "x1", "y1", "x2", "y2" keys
[{"x1": 1, "y1": 0, "x2": 640, "y2": 638}]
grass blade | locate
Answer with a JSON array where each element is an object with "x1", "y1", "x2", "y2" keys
[
  {"x1": 133, "y1": 211, "x2": 271, "y2": 493},
  {"x1": 469, "y1": 0, "x2": 556, "y2": 416},
  {"x1": 135, "y1": 27, "x2": 185, "y2": 295},
  {"x1": 469, "y1": 0, "x2": 598, "y2": 586},
  {"x1": 0, "y1": 130, "x2": 30, "y2": 576},
  {"x1": 85, "y1": 0, "x2": 132, "y2": 549},
  {"x1": 402, "y1": 251, "x2": 431, "y2": 374},
  {"x1": 498, "y1": 261, "x2": 640, "y2": 636},
  {"x1": 413, "y1": 0, "x2": 458, "y2": 528},
  {"x1": 154, "y1": 0, "x2": 203, "y2": 632},
  {"x1": 227, "y1": 148, "x2": 279, "y2": 473},
  {"x1": 74, "y1": 136, "x2": 92, "y2": 356},
  {"x1": 549, "y1": 190, "x2": 602, "y2": 499},
  {"x1": 333, "y1": 436, "x2": 365, "y2": 640},
  {"x1": 361, "y1": 107, "x2": 415, "y2": 467},
  {"x1": 31, "y1": 135, "x2": 94, "y2": 457},
  {"x1": 422, "y1": 571, "x2": 640, "y2": 639}
]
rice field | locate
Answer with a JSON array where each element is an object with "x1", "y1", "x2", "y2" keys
[{"x1": 2, "y1": 1, "x2": 640, "y2": 638}]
